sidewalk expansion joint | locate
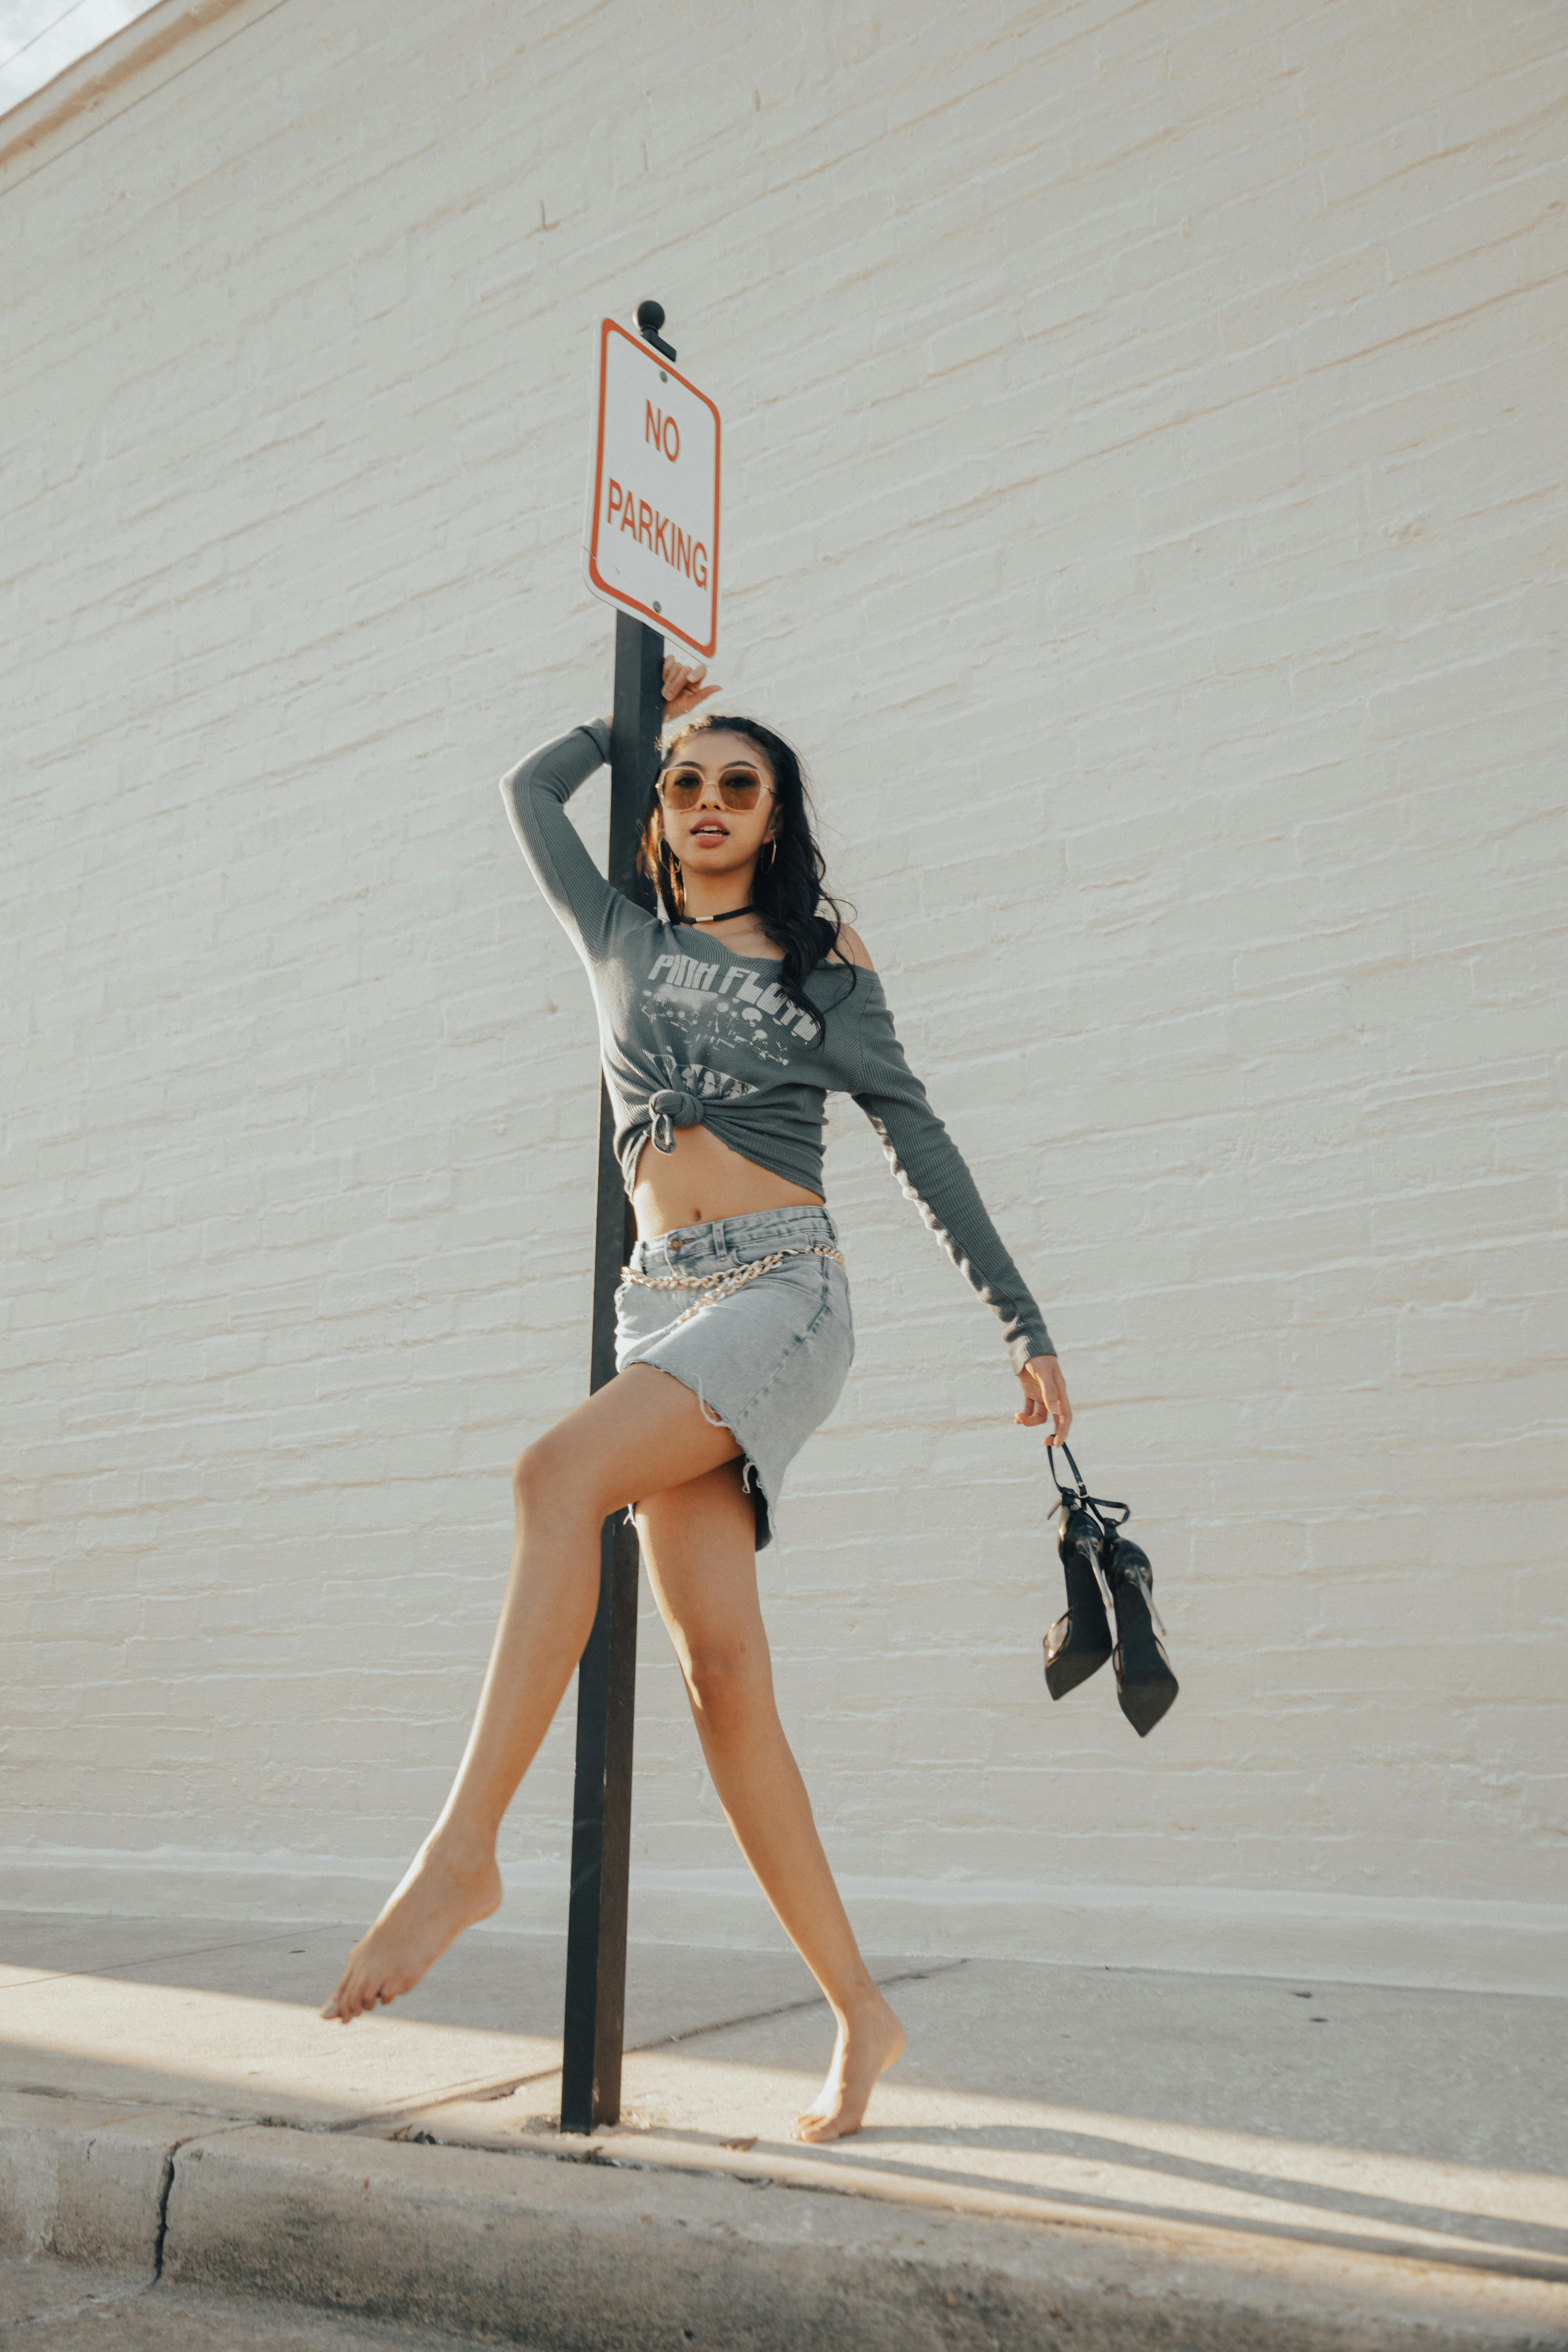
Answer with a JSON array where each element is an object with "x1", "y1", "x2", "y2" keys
[
  {"x1": 152, "y1": 2122, "x2": 232, "y2": 2280},
  {"x1": 627, "y1": 1959, "x2": 968, "y2": 2055},
  {"x1": 0, "y1": 1929, "x2": 306, "y2": 2000},
  {"x1": 149, "y1": 2149, "x2": 175, "y2": 2282},
  {"x1": 341, "y1": 1957, "x2": 969, "y2": 2140}
]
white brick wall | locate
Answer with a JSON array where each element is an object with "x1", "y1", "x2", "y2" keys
[{"x1": 4, "y1": 0, "x2": 1565, "y2": 1985}]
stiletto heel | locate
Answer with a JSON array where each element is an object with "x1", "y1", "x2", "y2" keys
[
  {"x1": 1106, "y1": 1533, "x2": 1178, "y2": 1737},
  {"x1": 1042, "y1": 1443, "x2": 1121, "y2": 1701},
  {"x1": 1043, "y1": 1495, "x2": 1113, "y2": 1698}
]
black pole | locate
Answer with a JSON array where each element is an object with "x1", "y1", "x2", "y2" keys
[{"x1": 559, "y1": 605, "x2": 663, "y2": 2134}]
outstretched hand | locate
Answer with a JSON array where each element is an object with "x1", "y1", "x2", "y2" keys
[
  {"x1": 1016, "y1": 1354, "x2": 1071, "y2": 1446},
  {"x1": 663, "y1": 658, "x2": 720, "y2": 726}
]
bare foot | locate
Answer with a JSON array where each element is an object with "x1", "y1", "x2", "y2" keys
[
  {"x1": 320, "y1": 1842, "x2": 502, "y2": 2022},
  {"x1": 789, "y1": 1987, "x2": 905, "y2": 2144}
]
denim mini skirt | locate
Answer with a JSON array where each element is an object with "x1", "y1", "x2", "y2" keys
[{"x1": 614, "y1": 1204, "x2": 854, "y2": 1550}]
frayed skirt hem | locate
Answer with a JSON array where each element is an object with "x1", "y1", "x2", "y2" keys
[{"x1": 618, "y1": 1361, "x2": 775, "y2": 1551}]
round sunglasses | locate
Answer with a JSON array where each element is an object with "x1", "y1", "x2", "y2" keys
[{"x1": 657, "y1": 764, "x2": 771, "y2": 812}]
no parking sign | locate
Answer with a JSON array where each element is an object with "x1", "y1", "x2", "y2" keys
[{"x1": 583, "y1": 317, "x2": 721, "y2": 657}]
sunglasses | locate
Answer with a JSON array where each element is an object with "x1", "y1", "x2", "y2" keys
[{"x1": 657, "y1": 764, "x2": 771, "y2": 812}]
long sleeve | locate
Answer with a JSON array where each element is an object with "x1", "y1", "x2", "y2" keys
[
  {"x1": 851, "y1": 979, "x2": 1054, "y2": 1372},
  {"x1": 499, "y1": 721, "x2": 618, "y2": 959}
]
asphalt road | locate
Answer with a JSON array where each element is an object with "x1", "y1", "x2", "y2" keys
[{"x1": 0, "y1": 2255, "x2": 518, "y2": 2351}]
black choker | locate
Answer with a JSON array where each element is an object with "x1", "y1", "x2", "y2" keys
[{"x1": 678, "y1": 905, "x2": 756, "y2": 925}]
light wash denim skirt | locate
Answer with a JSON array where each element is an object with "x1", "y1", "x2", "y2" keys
[{"x1": 614, "y1": 1204, "x2": 853, "y2": 1551}]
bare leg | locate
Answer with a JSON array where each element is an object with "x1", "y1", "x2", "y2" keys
[
  {"x1": 637, "y1": 1466, "x2": 904, "y2": 2143},
  {"x1": 321, "y1": 1368, "x2": 740, "y2": 2022}
]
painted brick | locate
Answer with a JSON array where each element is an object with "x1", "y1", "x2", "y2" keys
[{"x1": 1, "y1": 0, "x2": 1564, "y2": 1942}]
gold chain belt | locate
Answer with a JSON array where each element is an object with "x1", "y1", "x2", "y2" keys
[{"x1": 621, "y1": 1242, "x2": 845, "y2": 1333}]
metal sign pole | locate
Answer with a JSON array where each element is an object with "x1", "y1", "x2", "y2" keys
[{"x1": 559, "y1": 602, "x2": 663, "y2": 2134}]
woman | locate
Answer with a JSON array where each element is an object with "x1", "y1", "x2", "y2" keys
[{"x1": 323, "y1": 662, "x2": 1070, "y2": 2144}]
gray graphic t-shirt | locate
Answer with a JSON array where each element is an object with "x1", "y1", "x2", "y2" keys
[{"x1": 502, "y1": 723, "x2": 1053, "y2": 1369}]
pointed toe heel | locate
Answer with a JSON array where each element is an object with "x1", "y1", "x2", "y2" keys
[
  {"x1": 1043, "y1": 1592, "x2": 1112, "y2": 1698},
  {"x1": 1107, "y1": 1534, "x2": 1178, "y2": 1737},
  {"x1": 1043, "y1": 1497, "x2": 1113, "y2": 1700}
]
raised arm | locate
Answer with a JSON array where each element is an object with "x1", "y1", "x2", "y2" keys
[
  {"x1": 500, "y1": 662, "x2": 719, "y2": 955},
  {"x1": 499, "y1": 720, "x2": 618, "y2": 958},
  {"x1": 850, "y1": 968, "x2": 1070, "y2": 1436}
]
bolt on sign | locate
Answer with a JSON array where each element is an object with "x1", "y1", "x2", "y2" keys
[{"x1": 583, "y1": 318, "x2": 721, "y2": 657}]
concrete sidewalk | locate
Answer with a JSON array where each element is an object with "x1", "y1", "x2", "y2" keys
[{"x1": 1, "y1": 1909, "x2": 1564, "y2": 2348}]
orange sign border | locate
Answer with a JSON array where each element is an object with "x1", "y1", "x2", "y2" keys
[{"x1": 585, "y1": 317, "x2": 721, "y2": 659}]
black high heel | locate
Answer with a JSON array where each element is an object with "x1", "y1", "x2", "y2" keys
[
  {"x1": 1042, "y1": 1444, "x2": 1120, "y2": 1700},
  {"x1": 1106, "y1": 1532, "x2": 1179, "y2": 1737},
  {"x1": 1043, "y1": 1498, "x2": 1113, "y2": 1698}
]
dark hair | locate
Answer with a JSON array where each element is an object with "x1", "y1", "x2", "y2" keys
[{"x1": 636, "y1": 714, "x2": 857, "y2": 1043}]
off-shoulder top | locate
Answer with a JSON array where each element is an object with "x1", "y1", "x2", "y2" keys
[{"x1": 501, "y1": 722, "x2": 1054, "y2": 1370}]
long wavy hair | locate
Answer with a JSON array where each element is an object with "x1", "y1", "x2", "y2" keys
[{"x1": 636, "y1": 714, "x2": 858, "y2": 1044}]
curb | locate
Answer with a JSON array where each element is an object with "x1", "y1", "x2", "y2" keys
[
  {"x1": 0, "y1": 2093, "x2": 217, "y2": 2275},
  {"x1": 3, "y1": 2092, "x2": 1566, "y2": 2350}
]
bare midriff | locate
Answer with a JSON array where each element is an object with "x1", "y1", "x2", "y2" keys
[{"x1": 631, "y1": 1120, "x2": 823, "y2": 1241}]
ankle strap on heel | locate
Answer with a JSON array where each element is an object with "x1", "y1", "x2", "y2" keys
[
  {"x1": 1046, "y1": 1442, "x2": 1129, "y2": 1539},
  {"x1": 1046, "y1": 1443, "x2": 1130, "y2": 1615}
]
